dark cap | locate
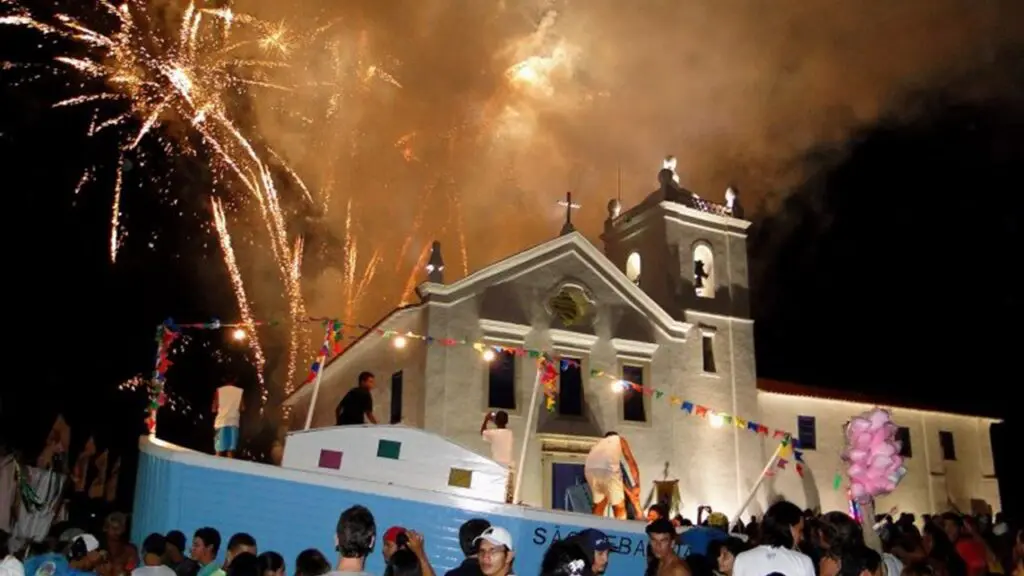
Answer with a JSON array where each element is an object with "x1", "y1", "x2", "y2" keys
[
  {"x1": 576, "y1": 529, "x2": 611, "y2": 553},
  {"x1": 645, "y1": 518, "x2": 675, "y2": 536}
]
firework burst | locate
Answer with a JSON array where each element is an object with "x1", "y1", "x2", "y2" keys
[
  {"x1": 2, "y1": 0, "x2": 587, "y2": 412},
  {"x1": 0, "y1": 0, "x2": 314, "y2": 401}
]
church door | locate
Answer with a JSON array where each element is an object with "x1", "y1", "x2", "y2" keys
[{"x1": 551, "y1": 462, "x2": 588, "y2": 511}]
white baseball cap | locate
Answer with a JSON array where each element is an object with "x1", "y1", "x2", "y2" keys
[
  {"x1": 473, "y1": 526, "x2": 514, "y2": 552},
  {"x1": 69, "y1": 534, "x2": 101, "y2": 560}
]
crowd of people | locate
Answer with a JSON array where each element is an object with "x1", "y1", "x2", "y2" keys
[
  {"x1": 0, "y1": 499, "x2": 1021, "y2": 576},
  {"x1": 645, "y1": 502, "x2": 1023, "y2": 576}
]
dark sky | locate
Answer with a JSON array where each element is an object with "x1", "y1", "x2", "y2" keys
[{"x1": 1, "y1": 1, "x2": 1021, "y2": 520}]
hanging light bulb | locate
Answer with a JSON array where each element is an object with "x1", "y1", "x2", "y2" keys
[
  {"x1": 611, "y1": 380, "x2": 627, "y2": 393},
  {"x1": 709, "y1": 412, "x2": 724, "y2": 428},
  {"x1": 482, "y1": 349, "x2": 496, "y2": 362},
  {"x1": 232, "y1": 328, "x2": 247, "y2": 341},
  {"x1": 393, "y1": 335, "x2": 407, "y2": 349}
]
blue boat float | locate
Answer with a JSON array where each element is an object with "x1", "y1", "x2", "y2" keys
[{"x1": 132, "y1": 425, "x2": 652, "y2": 575}]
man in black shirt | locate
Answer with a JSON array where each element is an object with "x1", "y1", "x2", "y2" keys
[
  {"x1": 335, "y1": 371, "x2": 377, "y2": 426},
  {"x1": 443, "y1": 518, "x2": 491, "y2": 576}
]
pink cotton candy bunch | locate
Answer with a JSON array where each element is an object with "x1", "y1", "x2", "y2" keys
[{"x1": 842, "y1": 408, "x2": 908, "y2": 502}]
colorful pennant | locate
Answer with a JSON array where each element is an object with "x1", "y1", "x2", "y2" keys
[{"x1": 150, "y1": 316, "x2": 810, "y2": 478}]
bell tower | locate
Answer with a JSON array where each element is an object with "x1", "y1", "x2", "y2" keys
[
  {"x1": 601, "y1": 157, "x2": 761, "y2": 514},
  {"x1": 600, "y1": 157, "x2": 751, "y2": 320}
]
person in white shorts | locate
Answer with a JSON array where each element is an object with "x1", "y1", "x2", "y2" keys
[
  {"x1": 584, "y1": 431, "x2": 640, "y2": 519},
  {"x1": 212, "y1": 382, "x2": 244, "y2": 458}
]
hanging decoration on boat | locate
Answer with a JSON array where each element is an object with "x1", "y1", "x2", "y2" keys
[
  {"x1": 146, "y1": 317, "x2": 287, "y2": 434},
  {"x1": 147, "y1": 320, "x2": 180, "y2": 434},
  {"x1": 301, "y1": 319, "x2": 346, "y2": 386}
]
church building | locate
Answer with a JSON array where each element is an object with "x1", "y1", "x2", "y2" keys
[{"x1": 284, "y1": 160, "x2": 1001, "y2": 520}]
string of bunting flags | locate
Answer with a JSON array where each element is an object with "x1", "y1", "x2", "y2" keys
[
  {"x1": 297, "y1": 321, "x2": 811, "y2": 478},
  {"x1": 147, "y1": 317, "x2": 818, "y2": 480},
  {"x1": 148, "y1": 318, "x2": 285, "y2": 434}
]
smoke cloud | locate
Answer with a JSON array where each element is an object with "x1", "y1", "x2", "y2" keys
[{"x1": 217, "y1": 0, "x2": 1023, "y2": 328}]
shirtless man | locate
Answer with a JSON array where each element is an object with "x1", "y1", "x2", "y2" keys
[{"x1": 647, "y1": 519, "x2": 690, "y2": 576}]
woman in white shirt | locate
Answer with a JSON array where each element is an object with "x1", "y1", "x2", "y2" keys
[{"x1": 733, "y1": 501, "x2": 816, "y2": 576}]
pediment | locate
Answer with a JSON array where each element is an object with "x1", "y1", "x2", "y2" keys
[{"x1": 418, "y1": 233, "x2": 691, "y2": 341}]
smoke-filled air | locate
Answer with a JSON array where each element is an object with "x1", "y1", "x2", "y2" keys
[{"x1": 3, "y1": 0, "x2": 1022, "y2": 396}]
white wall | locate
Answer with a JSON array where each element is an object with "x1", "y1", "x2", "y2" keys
[
  {"x1": 755, "y1": 391, "x2": 1001, "y2": 518},
  {"x1": 282, "y1": 425, "x2": 507, "y2": 502},
  {"x1": 289, "y1": 309, "x2": 427, "y2": 430}
]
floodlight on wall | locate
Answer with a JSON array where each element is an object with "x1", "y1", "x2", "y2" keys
[{"x1": 392, "y1": 335, "x2": 408, "y2": 349}]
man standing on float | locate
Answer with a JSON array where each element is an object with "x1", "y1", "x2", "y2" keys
[{"x1": 585, "y1": 431, "x2": 640, "y2": 519}]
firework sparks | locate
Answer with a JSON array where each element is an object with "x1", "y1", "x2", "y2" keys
[
  {"x1": 120, "y1": 374, "x2": 198, "y2": 419},
  {"x1": 3, "y1": 0, "x2": 596, "y2": 412},
  {"x1": 1, "y1": 0, "x2": 322, "y2": 400},
  {"x1": 340, "y1": 199, "x2": 380, "y2": 326},
  {"x1": 284, "y1": 235, "x2": 306, "y2": 396},
  {"x1": 211, "y1": 197, "x2": 268, "y2": 407},
  {"x1": 110, "y1": 154, "x2": 124, "y2": 262}
]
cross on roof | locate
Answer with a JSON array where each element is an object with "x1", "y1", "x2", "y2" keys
[{"x1": 558, "y1": 191, "x2": 581, "y2": 236}]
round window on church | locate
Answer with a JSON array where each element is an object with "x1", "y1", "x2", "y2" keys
[
  {"x1": 625, "y1": 252, "x2": 642, "y2": 284},
  {"x1": 549, "y1": 286, "x2": 590, "y2": 327}
]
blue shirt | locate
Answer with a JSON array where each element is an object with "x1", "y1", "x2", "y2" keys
[
  {"x1": 23, "y1": 554, "x2": 70, "y2": 576},
  {"x1": 679, "y1": 526, "x2": 729, "y2": 557},
  {"x1": 196, "y1": 563, "x2": 224, "y2": 576}
]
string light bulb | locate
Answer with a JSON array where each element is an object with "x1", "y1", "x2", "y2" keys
[
  {"x1": 232, "y1": 328, "x2": 247, "y2": 341},
  {"x1": 611, "y1": 380, "x2": 627, "y2": 393},
  {"x1": 482, "y1": 349, "x2": 496, "y2": 362},
  {"x1": 709, "y1": 412, "x2": 724, "y2": 428},
  {"x1": 392, "y1": 335, "x2": 408, "y2": 349}
]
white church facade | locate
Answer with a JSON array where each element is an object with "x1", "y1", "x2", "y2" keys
[{"x1": 284, "y1": 163, "x2": 1001, "y2": 520}]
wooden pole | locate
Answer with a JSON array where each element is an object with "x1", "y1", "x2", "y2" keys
[
  {"x1": 730, "y1": 441, "x2": 784, "y2": 523},
  {"x1": 303, "y1": 353, "x2": 328, "y2": 431},
  {"x1": 512, "y1": 365, "x2": 544, "y2": 504}
]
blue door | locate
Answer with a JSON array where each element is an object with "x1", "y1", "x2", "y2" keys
[{"x1": 551, "y1": 462, "x2": 588, "y2": 511}]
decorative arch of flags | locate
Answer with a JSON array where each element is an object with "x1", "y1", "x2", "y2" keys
[{"x1": 148, "y1": 317, "x2": 828, "y2": 480}]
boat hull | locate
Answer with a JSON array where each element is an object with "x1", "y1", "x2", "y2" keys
[{"x1": 133, "y1": 436, "x2": 652, "y2": 575}]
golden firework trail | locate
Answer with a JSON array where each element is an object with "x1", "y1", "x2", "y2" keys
[
  {"x1": 110, "y1": 154, "x2": 124, "y2": 262},
  {"x1": 284, "y1": 235, "x2": 306, "y2": 397},
  {"x1": 446, "y1": 185, "x2": 469, "y2": 277},
  {"x1": 340, "y1": 199, "x2": 381, "y2": 327},
  {"x1": 211, "y1": 197, "x2": 268, "y2": 406}
]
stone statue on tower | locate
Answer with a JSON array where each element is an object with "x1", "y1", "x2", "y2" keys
[
  {"x1": 662, "y1": 156, "x2": 681, "y2": 185},
  {"x1": 725, "y1": 186, "x2": 744, "y2": 219}
]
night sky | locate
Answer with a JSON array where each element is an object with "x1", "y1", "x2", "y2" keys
[{"x1": 1, "y1": 0, "x2": 1021, "y2": 522}]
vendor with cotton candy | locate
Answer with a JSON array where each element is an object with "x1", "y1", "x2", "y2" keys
[{"x1": 842, "y1": 408, "x2": 908, "y2": 552}]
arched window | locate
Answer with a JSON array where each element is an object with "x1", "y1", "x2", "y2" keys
[
  {"x1": 692, "y1": 243, "x2": 715, "y2": 298},
  {"x1": 625, "y1": 252, "x2": 642, "y2": 285}
]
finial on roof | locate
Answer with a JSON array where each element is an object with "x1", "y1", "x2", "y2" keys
[
  {"x1": 426, "y1": 240, "x2": 444, "y2": 283},
  {"x1": 558, "y1": 191, "x2": 581, "y2": 236}
]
